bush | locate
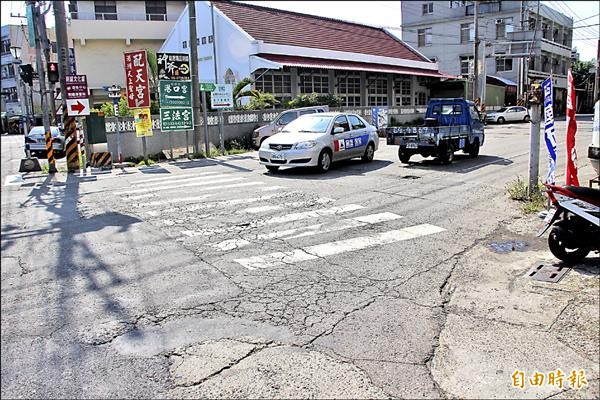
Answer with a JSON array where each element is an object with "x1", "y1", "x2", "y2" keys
[
  {"x1": 288, "y1": 92, "x2": 343, "y2": 108},
  {"x1": 224, "y1": 134, "x2": 254, "y2": 151},
  {"x1": 244, "y1": 92, "x2": 280, "y2": 110},
  {"x1": 506, "y1": 176, "x2": 547, "y2": 213}
]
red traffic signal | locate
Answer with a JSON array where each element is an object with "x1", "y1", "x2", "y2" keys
[{"x1": 47, "y1": 62, "x2": 59, "y2": 83}]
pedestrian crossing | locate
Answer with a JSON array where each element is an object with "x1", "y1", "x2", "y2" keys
[{"x1": 105, "y1": 165, "x2": 447, "y2": 272}]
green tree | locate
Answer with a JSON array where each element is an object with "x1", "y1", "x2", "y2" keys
[
  {"x1": 244, "y1": 91, "x2": 280, "y2": 110},
  {"x1": 571, "y1": 60, "x2": 594, "y2": 87},
  {"x1": 288, "y1": 92, "x2": 342, "y2": 108},
  {"x1": 146, "y1": 48, "x2": 159, "y2": 94}
]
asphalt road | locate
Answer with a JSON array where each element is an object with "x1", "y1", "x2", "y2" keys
[{"x1": 1, "y1": 120, "x2": 598, "y2": 399}]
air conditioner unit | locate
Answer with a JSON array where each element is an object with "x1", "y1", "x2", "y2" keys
[{"x1": 495, "y1": 19, "x2": 504, "y2": 24}]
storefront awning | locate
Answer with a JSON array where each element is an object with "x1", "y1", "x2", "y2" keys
[
  {"x1": 256, "y1": 54, "x2": 454, "y2": 78},
  {"x1": 488, "y1": 75, "x2": 518, "y2": 86}
]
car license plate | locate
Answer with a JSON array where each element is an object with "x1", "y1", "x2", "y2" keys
[
  {"x1": 406, "y1": 142, "x2": 418, "y2": 149},
  {"x1": 271, "y1": 153, "x2": 284, "y2": 161},
  {"x1": 544, "y1": 208, "x2": 556, "y2": 223}
]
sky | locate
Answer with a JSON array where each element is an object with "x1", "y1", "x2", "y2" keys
[{"x1": 1, "y1": 0, "x2": 598, "y2": 60}]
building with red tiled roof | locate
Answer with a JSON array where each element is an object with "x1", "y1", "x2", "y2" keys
[{"x1": 160, "y1": 1, "x2": 448, "y2": 107}]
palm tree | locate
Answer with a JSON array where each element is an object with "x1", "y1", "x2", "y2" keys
[{"x1": 233, "y1": 77, "x2": 258, "y2": 108}]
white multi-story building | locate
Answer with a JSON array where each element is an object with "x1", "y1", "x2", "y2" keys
[
  {"x1": 401, "y1": 1, "x2": 573, "y2": 109},
  {"x1": 67, "y1": 0, "x2": 186, "y2": 104}
]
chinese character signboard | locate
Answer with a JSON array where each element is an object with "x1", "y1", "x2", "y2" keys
[
  {"x1": 210, "y1": 84, "x2": 234, "y2": 109},
  {"x1": 124, "y1": 50, "x2": 150, "y2": 109},
  {"x1": 159, "y1": 80, "x2": 191, "y2": 107},
  {"x1": 65, "y1": 75, "x2": 88, "y2": 99},
  {"x1": 200, "y1": 82, "x2": 216, "y2": 92},
  {"x1": 160, "y1": 107, "x2": 193, "y2": 132},
  {"x1": 157, "y1": 53, "x2": 190, "y2": 80},
  {"x1": 134, "y1": 108, "x2": 153, "y2": 137}
]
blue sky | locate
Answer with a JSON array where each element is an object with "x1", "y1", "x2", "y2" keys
[{"x1": 2, "y1": 0, "x2": 598, "y2": 61}]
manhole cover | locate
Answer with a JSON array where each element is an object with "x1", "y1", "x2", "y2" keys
[
  {"x1": 526, "y1": 264, "x2": 570, "y2": 283},
  {"x1": 401, "y1": 175, "x2": 421, "y2": 179},
  {"x1": 488, "y1": 240, "x2": 529, "y2": 253}
]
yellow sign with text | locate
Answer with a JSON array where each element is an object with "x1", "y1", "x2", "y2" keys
[{"x1": 134, "y1": 108, "x2": 153, "y2": 137}]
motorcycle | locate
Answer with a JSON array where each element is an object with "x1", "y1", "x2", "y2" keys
[{"x1": 537, "y1": 184, "x2": 600, "y2": 263}]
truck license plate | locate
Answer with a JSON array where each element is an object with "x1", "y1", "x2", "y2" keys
[
  {"x1": 271, "y1": 153, "x2": 284, "y2": 161},
  {"x1": 406, "y1": 142, "x2": 418, "y2": 149}
]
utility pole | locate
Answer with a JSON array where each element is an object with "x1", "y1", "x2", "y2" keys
[
  {"x1": 211, "y1": 1, "x2": 224, "y2": 154},
  {"x1": 54, "y1": 0, "x2": 79, "y2": 172},
  {"x1": 594, "y1": 39, "x2": 599, "y2": 103},
  {"x1": 39, "y1": 6, "x2": 57, "y2": 124},
  {"x1": 30, "y1": 1, "x2": 56, "y2": 173},
  {"x1": 528, "y1": 83, "x2": 542, "y2": 197},
  {"x1": 473, "y1": 0, "x2": 479, "y2": 101},
  {"x1": 188, "y1": 0, "x2": 201, "y2": 156},
  {"x1": 517, "y1": 0, "x2": 525, "y2": 98}
]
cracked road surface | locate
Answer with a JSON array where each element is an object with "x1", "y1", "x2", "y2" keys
[{"x1": 1, "y1": 119, "x2": 598, "y2": 399}]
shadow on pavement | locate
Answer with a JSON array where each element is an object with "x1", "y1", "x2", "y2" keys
[
  {"x1": 402, "y1": 154, "x2": 513, "y2": 173},
  {"x1": 262, "y1": 159, "x2": 393, "y2": 180}
]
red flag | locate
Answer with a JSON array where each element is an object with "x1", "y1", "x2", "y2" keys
[{"x1": 565, "y1": 69, "x2": 579, "y2": 186}]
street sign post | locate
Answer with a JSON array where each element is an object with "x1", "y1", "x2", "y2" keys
[
  {"x1": 66, "y1": 98, "x2": 90, "y2": 116},
  {"x1": 160, "y1": 107, "x2": 194, "y2": 132},
  {"x1": 107, "y1": 85, "x2": 123, "y2": 163},
  {"x1": 200, "y1": 82, "x2": 216, "y2": 92},
  {"x1": 65, "y1": 74, "x2": 88, "y2": 99},
  {"x1": 157, "y1": 53, "x2": 190, "y2": 80},
  {"x1": 159, "y1": 80, "x2": 192, "y2": 107},
  {"x1": 210, "y1": 83, "x2": 234, "y2": 109}
]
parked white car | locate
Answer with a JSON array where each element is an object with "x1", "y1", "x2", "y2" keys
[
  {"x1": 24, "y1": 126, "x2": 65, "y2": 158},
  {"x1": 252, "y1": 105, "x2": 329, "y2": 148},
  {"x1": 485, "y1": 106, "x2": 530, "y2": 124},
  {"x1": 259, "y1": 112, "x2": 378, "y2": 173}
]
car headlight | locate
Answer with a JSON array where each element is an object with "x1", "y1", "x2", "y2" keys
[
  {"x1": 252, "y1": 130, "x2": 259, "y2": 138},
  {"x1": 294, "y1": 140, "x2": 317, "y2": 150}
]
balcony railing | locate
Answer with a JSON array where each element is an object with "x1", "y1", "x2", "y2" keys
[{"x1": 74, "y1": 11, "x2": 172, "y2": 21}]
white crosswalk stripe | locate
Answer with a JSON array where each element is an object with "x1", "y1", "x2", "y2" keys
[
  {"x1": 115, "y1": 174, "x2": 244, "y2": 196},
  {"x1": 234, "y1": 223, "x2": 446, "y2": 270},
  {"x1": 205, "y1": 212, "x2": 403, "y2": 251}
]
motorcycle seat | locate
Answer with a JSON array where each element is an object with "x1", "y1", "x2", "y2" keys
[{"x1": 565, "y1": 185, "x2": 600, "y2": 204}]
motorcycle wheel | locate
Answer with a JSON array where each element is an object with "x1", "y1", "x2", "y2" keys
[{"x1": 548, "y1": 229, "x2": 590, "y2": 263}]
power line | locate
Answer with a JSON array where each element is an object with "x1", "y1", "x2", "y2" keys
[
  {"x1": 572, "y1": 23, "x2": 600, "y2": 29},
  {"x1": 574, "y1": 13, "x2": 599, "y2": 23}
]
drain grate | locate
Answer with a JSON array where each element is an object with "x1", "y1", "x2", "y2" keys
[{"x1": 526, "y1": 264, "x2": 570, "y2": 283}]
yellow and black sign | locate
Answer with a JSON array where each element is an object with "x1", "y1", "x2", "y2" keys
[{"x1": 90, "y1": 152, "x2": 112, "y2": 169}]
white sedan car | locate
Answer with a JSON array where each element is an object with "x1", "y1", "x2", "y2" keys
[
  {"x1": 485, "y1": 106, "x2": 530, "y2": 124},
  {"x1": 259, "y1": 112, "x2": 378, "y2": 173}
]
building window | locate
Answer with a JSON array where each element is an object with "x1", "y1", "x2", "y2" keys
[
  {"x1": 449, "y1": 1, "x2": 466, "y2": 8},
  {"x1": 146, "y1": 1, "x2": 167, "y2": 21},
  {"x1": 94, "y1": 1, "x2": 117, "y2": 20},
  {"x1": 336, "y1": 72, "x2": 361, "y2": 107},
  {"x1": 1, "y1": 39, "x2": 11, "y2": 54},
  {"x1": 417, "y1": 28, "x2": 432, "y2": 47},
  {"x1": 254, "y1": 68, "x2": 292, "y2": 104},
  {"x1": 201, "y1": 37, "x2": 207, "y2": 45},
  {"x1": 422, "y1": 3, "x2": 433, "y2": 15},
  {"x1": 460, "y1": 56, "x2": 473, "y2": 76},
  {"x1": 460, "y1": 23, "x2": 474, "y2": 43},
  {"x1": 1, "y1": 86, "x2": 18, "y2": 101},
  {"x1": 1, "y1": 64, "x2": 15, "y2": 79},
  {"x1": 561, "y1": 60, "x2": 566, "y2": 75},
  {"x1": 415, "y1": 92, "x2": 427, "y2": 106},
  {"x1": 299, "y1": 68, "x2": 329, "y2": 94},
  {"x1": 208, "y1": 35, "x2": 213, "y2": 43},
  {"x1": 182, "y1": 40, "x2": 187, "y2": 49},
  {"x1": 393, "y1": 77, "x2": 412, "y2": 106},
  {"x1": 495, "y1": 54, "x2": 513, "y2": 72},
  {"x1": 68, "y1": 1, "x2": 78, "y2": 19},
  {"x1": 495, "y1": 18, "x2": 513, "y2": 39},
  {"x1": 367, "y1": 75, "x2": 388, "y2": 106}
]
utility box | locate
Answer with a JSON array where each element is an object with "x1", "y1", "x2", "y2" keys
[
  {"x1": 84, "y1": 112, "x2": 107, "y2": 145},
  {"x1": 84, "y1": 111, "x2": 109, "y2": 155}
]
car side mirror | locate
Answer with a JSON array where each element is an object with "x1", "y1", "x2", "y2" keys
[{"x1": 333, "y1": 126, "x2": 344, "y2": 134}]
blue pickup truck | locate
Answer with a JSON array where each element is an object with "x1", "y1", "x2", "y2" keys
[{"x1": 385, "y1": 98, "x2": 485, "y2": 164}]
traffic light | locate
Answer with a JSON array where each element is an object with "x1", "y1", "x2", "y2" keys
[
  {"x1": 19, "y1": 64, "x2": 34, "y2": 86},
  {"x1": 47, "y1": 62, "x2": 59, "y2": 83}
]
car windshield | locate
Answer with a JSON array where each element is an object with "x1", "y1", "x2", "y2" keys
[
  {"x1": 497, "y1": 107, "x2": 508, "y2": 113},
  {"x1": 281, "y1": 115, "x2": 333, "y2": 133},
  {"x1": 28, "y1": 127, "x2": 60, "y2": 137}
]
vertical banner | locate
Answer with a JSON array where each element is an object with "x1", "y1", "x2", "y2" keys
[
  {"x1": 565, "y1": 69, "x2": 579, "y2": 186},
  {"x1": 134, "y1": 108, "x2": 153, "y2": 137},
  {"x1": 124, "y1": 50, "x2": 151, "y2": 109},
  {"x1": 541, "y1": 78, "x2": 557, "y2": 185}
]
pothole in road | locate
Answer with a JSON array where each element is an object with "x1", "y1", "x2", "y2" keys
[{"x1": 488, "y1": 240, "x2": 530, "y2": 253}]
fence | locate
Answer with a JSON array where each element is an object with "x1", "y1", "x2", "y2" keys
[{"x1": 100, "y1": 106, "x2": 427, "y2": 159}]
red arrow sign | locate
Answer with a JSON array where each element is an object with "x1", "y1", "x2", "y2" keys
[{"x1": 70, "y1": 100, "x2": 85, "y2": 114}]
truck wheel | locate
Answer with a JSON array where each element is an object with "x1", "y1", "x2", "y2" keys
[
  {"x1": 468, "y1": 138, "x2": 480, "y2": 158},
  {"x1": 439, "y1": 143, "x2": 454, "y2": 164},
  {"x1": 398, "y1": 148, "x2": 411, "y2": 164}
]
